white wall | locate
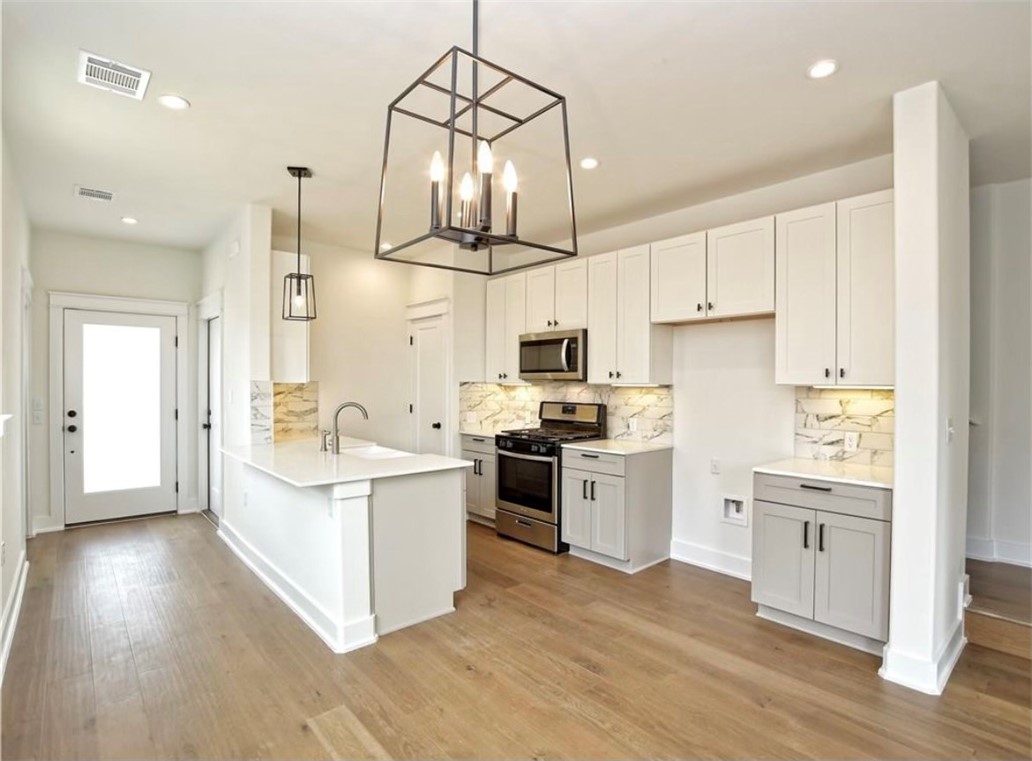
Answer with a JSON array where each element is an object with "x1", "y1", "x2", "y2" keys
[
  {"x1": 28, "y1": 229, "x2": 202, "y2": 531},
  {"x1": 968, "y1": 179, "x2": 1031, "y2": 566},
  {"x1": 883, "y1": 81, "x2": 970, "y2": 695}
]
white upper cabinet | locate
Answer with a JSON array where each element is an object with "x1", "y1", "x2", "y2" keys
[
  {"x1": 524, "y1": 259, "x2": 588, "y2": 333},
  {"x1": 836, "y1": 190, "x2": 894, "y2": 386},
  {"x1": 525, "y1": 266, "x2": 556, "y2": 333},
  {"x1": 616, "y1": 245, "x2": 653, "y2": 384},
  {"x1": 706, "y1": 215, "x2": 775, "y2": 318},
  {"x1": 587, "y1": 252, "x2": 619, "y2": 383},
  {"x1": 775, "y1": 203, "x2": 838, "y2": 385},
  {"x1": 484, "y1": 277, "x2": 506, "y2": 382},
  {"x1": 485, "y1": 272, "x2": 526, "y2": 383},
  {"x1": 650, "y1": 232, "x2": 707, "y2": 323}
]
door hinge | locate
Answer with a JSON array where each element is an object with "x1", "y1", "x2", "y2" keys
[
  {"x1": 409, "y1": 404, "x2": 413, "y2": 414},
  {"x1": 174, "y1": 335, "x2": 179, "y2": 348},
  {"x1": 409, "y1": 336, "x2": 414, "y2": 346},
  {"x1": 174, "y1": 408, "x2": 179, "y2": 421},
  {"x1": 175, "y1": 481, "x2": 179, "y2": 493}
]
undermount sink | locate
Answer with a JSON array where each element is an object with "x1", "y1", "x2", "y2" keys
[{"x1": 344, "y1": 445, "x2": 411, "y2": 460}]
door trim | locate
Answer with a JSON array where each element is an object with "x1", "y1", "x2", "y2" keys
[
  {"x1": 45, "y1": 292, "x2": 190, "y2": 532},
  {"x1": 196, "y1": 291, "x2": 223, "y2": 515}
]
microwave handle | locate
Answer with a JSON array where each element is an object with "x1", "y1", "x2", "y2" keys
[{"x1": 560, "y1": 338, "x2": 570, "y2": 372}]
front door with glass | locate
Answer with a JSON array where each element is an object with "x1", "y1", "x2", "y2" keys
[{"x1": 63, "y1": 309, "x2": 178, "y2": 525}]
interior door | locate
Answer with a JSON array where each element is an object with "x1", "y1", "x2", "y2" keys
[
  {"x1": 411, "y1": 316, "x2": 447, "y2": 455},
  {"x1": 207, "y1": 316, "x2": 223, "y2": 518},
  {"x1": 63, "y1": 309, "x2": 177, "y2": 524},
  {"x1": 751, "y1": 500, "x2": 816, "y2": 619}
]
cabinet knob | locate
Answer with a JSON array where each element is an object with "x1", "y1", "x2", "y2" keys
[
  {"x1": 66, "y1": 424, "x2": 78, "y2": 433},
  {"x1": 707, "y1": 301, "x2": 714, "y2": 311},
  {"x1": 824, "y1": 368, "x2": 831, "y2": 379},
  {"x1": 696, "y1": 303, "x2": 703, "y2": 312},
  {"x1": 608, "y1": 371, "x2": 614, "y2": 379},
  {"x1": 432, "y1": 422, "x2": 442, "y2": 429},
  {"x1": 547, "y1": 320, "x2": 553, "y2": 327},
  {"x1": 615, "y1": 371, "x2": 622, "y2": 379},
  {"x1": 839, "y1": 368, "x2": 845, "y2": 379},
  {"x1": 553, "y1": 320, "x2": 558, "y2": 327}
]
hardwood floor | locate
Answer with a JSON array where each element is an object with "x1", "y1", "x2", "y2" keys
[
  {"x1": 3, "y1": 515, "x2": 1029, "y2": 760},
  {"x1": 968, "y1": 558, "x2": 1032, "y2": 624}
]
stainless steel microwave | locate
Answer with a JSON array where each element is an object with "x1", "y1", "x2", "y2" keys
[{"x1": 519, "y1": 329, "x2": 587, "y2": 381}]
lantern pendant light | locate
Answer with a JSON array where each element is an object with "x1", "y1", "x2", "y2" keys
[{"x1": 283, "y1": 166, "x2": 317, "y2": 321}]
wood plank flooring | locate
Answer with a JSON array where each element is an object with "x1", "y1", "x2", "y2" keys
[
  {"x1": 968, "y1": 558, "x2": 1032, "y2": 624},
  {"x1": 3, "y1": 514, "x2": 1029, "y2": 760}
]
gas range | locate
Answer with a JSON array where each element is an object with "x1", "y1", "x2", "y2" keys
[{"x1": 496, "y1": 427, "x2": 602, "y2": 456}]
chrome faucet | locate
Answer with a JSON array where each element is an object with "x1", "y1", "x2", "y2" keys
[{"x1": 331, "y1": 402, "x2": 369, "y2": 454}]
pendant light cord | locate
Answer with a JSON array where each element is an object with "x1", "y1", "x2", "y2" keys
[
  {"x1": 471, "y1": 0, "x2": 479, "y2": 175},
  {"x1": 296, "y1": 171, "x2": 302, "y2": 294}
]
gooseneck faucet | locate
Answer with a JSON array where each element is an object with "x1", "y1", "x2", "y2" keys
[{"x1": 331, "y1": 402, "x2": 369, "y2": 454}]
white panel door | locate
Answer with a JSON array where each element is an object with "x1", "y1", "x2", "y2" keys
[
  {"x1": 590, "y1": 473, "x2": 627, "y2": 560},
  {"x1": 615, "y1": 245, "x2": 652, "y2": 384},
  {"x1": 837, "y1": 190, "x2": 895, "y2": 386},
  {"x1": 706, "y1": 215, "x2": 775, "y2": 317},
  {"x1": 587, "y1": 252, "x2": 618, "y2": 384},
  {"x1": 775, "y1": 203, "x2": 838, "y2": 385},
  {"x1": 553, "y1": 258, "x2": 588, "y2": 330},
  {"x1": 650, "y1": 232, "x2": 707, "y2": 323},
  {"x1": 207, "y1": 316, "x2": 223, "y2": 518},
  {"x1": 751, "y1": 501, "x2": 816, "y2": 619},
  {"x1": 411, "y1": 316, "x2": 447, "y2": 455},
  {"x1": 63, "y1": 309, "x2": 177, "y2": 524},
  {"x1": 561, "y1": 467, "x2": 592, "y2": 549},
  {"x1": 503, "y1": 273, "x2": 526, "y2": 382},
  {"x1": 485, "y1": 278, "x2": 506, "y2": 382},
  {"x1": 525, "y1": 266, "x2": 556, "y2": 333},
  {"x1": 813, "y1": 511, "x2": 891, "y2": 640}
]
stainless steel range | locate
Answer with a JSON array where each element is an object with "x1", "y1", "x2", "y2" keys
[{"x1": 495, "y1": 401, "x2": 606, "y2": 552}]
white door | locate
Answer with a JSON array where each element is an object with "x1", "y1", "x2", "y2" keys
[
  {"x1": 587, "y1": 252, "x2": 618, "y2": 384},
  {"x1": 63, "y1": 309, "x2": 177, "y2": 524},
  {"x1": 206, "y1": 316, "x2": 223, "y2": 518},
  {"x1": 751, "y1": 500, "x2": 816, "y2": 619},
  {"x1": 485, "y1": 278, "x2": 506, "y2": 382},
  {"x1": 837, "y1": 190, "x2": 895, "y2": 386},
  {"x1": 775, "y1": 203, "x2": 838, "y2": 385},
  {"x1": 561, "y1": 467, "x2": 592, "y2": 549},
  {"x1": 650, "y1": 232, "x2": 708, "y2": 323},
  {"x1": 615, "y1": 245, "x2": 652, "y2": 384},
  {"x1": 411, "y1": 316, "x2": 448, "y2": 455},
  {"x1": 503, "y1": 273, "x2": 526, "y2": 381},
  {"x1": 590, "y1": 473, "x2": 627, "y2": 560},
  {"x1": 525, "y1": 266, "x2": 556, "y2": 333},
  {"x1": 706, "y1": 215, "x2": 775, "y2": 317},
  {"x1": 553, "y1": 258, "x2": 588, "y2": 330}
]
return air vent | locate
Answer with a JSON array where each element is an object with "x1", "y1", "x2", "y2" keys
[
  {"x1": 74, "y1": 185, "x2": 115, "y2": 202},
  {"x1": 77, "y1": 51, "x2": 151, "y2": 100}
]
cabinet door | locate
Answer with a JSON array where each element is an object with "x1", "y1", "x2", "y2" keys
[
  {"x1": 553, "y1": 259, "x2": 588, "y2": 330},
  {"x1": 615, "y1": 245, "x2": 652, "y2": 384},
  {"x1": 650, "y1": 232, "x2": 707, "y2": 323},
  {"x1": 463, "y1": 452, "x2": 481, "y2": 514},
  {"x1": 751, "y1": 500, "x2": 816, "y2": 619},
  {"x1": 561, "y1": 468, "x2": 592, "y2": 549},
  {"x1": 813, "y1": 511, "x2": 890, "y2": 640},
  {"x1": 478, "y1": 453, "x2": 497, "y2": 521},
  {"x1": 774, "y1": 204, "x2": 837, "y2": 385},
  {"x1": 707, "y1": 215, "x2": 775, "y2": 317},
  {"x1": 485, "y1": 278, "x2": 506, "y2": 382},
  {"x1": 503, "y1": 273, "x2": 526, "y2": 381},
  {"x1": 525, "y1": 266, "x2": 556, "y2": 333},
  {"x1": 591, "y1": 473, "x2": 627, "y2": 560},
  {"x1": 587, "y1": 252, "x2": 618, "y2": 384},
  {"x1": 837, "y1": 190, "x2": 894, "y2": 386}
]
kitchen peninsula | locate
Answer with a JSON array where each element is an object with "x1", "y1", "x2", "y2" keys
[{"x1": 221, "y1": 439, "x2": 471, "y2": 653}]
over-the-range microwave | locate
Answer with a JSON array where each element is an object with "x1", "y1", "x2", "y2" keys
[{"x1": 518, "y1": 329, "x2": 587, "y2": 381}]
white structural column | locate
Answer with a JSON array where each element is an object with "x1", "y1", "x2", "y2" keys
[{"x1": 881, "y1": 81, "x2": 971, "y2": 695}]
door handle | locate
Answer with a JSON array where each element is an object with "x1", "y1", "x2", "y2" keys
[
  {"x1": 818, "y1": 523, "x2": 825, "y2": 552},
  {"x1": 582, "y1": 479, "x2": 588, "y2": 500},
  {"x1": 590, "y1": 481, "x2": 596, "y2": 501},
  {"x1": 803, "y1": 520, "x2": 810, "y2": 549},
  {"x1": 432, "y1": 422, "x2": 442, "y2": 429},
  {"x1": 560, "y1": 338, "x2": 570, "y2": 372}
]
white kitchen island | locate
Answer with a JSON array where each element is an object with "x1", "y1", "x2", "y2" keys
[{"x1": 221, "y1": 440, "x2": 471, "y2": 654}]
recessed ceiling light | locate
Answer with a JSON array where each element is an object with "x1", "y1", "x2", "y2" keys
[
  {"x1": 157, "y1": 94, "x2": 191, "y2": 110},
  {"x1": 806, "y1": 59, "x2": 839, "y2": 80},
  {"x1": 121, "y1": 216, "x2": 138, "y2": 225},
  {"x1": 380, "y1": 242, "x2": 392, "y2": 251},
  {"x1": 579, "y1": 157, "x2": 599, "y2": 170}
]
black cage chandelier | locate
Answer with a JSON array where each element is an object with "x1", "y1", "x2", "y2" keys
[
  {"x1": 283, "y1": 166, "x2": 317, "y2": 321},
  {"x1": 374, "y1": 0, "x2": 578, "y2": 275}
]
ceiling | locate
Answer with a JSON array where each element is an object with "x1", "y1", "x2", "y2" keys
[{"x1": 3, "y1": 1, "x2": 1029, "y2": 252}]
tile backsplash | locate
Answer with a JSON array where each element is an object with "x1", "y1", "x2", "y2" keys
[
  {"x1": 251, "y1": 381, "x2": 319, "y2": 444},
  {"x1": 795, "y1": 387, "x2": 894, "y2": 466},
  {"x1": 459, "y1": 382, "x2": 673, "y2": 444}
]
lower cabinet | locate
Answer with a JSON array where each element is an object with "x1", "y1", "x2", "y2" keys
[
  {"x1": 462, "y1": 434, "x2": 497, "y2": 522},
  {"x1": 563, "y1": 468, "x2": 627, "y2": 560}
]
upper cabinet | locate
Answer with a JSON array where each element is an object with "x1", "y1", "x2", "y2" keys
[
  {"x1": 271, "y1": 250, "x2": 310, "y2": 382},
  {"x1": 485, "y1": 272, "x2": 526, "y2": 383},
  {"x1": 525, "y1": 259, "x2": 587, "y2": 333},
  {"x1": 775, "y1": 190, "x2": 894, "y2": 386},
  {"x1": 650, "y1": 216, "x2": 774, "y2": 323},
  {"x1": 588, "y1": 247, "x2": 672, "y2": 385}
]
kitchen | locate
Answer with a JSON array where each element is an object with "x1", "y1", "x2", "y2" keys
[{"x1": 0, "y1": 2, "x2": 1029, "y2": 759}]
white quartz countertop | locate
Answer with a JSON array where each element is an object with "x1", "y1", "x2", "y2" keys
[
  {"x1": 459, "y1": 430, "x2": 497, "y2": 439},
  {"x1": 753, "y1": 458, "x2": 893, "y2": 489},
  {"x1": 562, "y1": 439, "x2": 673, "y2": 456},
  {"x1": 222, "y1": 440, "x2": 473, "y2": 488}
]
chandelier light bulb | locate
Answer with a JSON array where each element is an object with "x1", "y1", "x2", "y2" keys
[
  {"x1": 477, "y1": 141, "x2": 493, "y2": 174},
  {"x1": 460, "y1": 172, "x2": 475, "y2": 201},
  {"x1": 502, "y1": 161, "x2": 518, "y2": 193},
  {"x1": 430, "y1": 151, "x2": 445, "y2": 182}
]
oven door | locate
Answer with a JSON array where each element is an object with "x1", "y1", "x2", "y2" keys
[
  {"x1": 519, "y1": 329, "x2": 586, "y2": 381},
  {"x1": 496, "y1": 449, "x2": 558, "y2": 524}
]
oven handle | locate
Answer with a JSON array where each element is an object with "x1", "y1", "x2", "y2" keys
[
  {"x1": 496, "y1": 449, "x2": 556, "y2": 464},
  {"x1": 560, "y1": 338, "x2": 570, "y2": 372}
]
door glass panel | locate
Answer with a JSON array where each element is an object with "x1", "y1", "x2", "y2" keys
[{"x1": 82, "y1": 323, "x2": 162, "y2": 493}]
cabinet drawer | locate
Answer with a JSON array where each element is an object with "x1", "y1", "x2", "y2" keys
[
  {"x1": 461, "y1": 434, "x2": 495, "y2": 455},
  {"x1": 754, "y1": 473, "x2": 891, "y2": 521},
  {"x1": 563, "y1": 449, "x2": 625, "y2": 477}
]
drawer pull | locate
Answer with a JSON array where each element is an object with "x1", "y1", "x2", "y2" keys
[
  {"x1": 515, "y1": 519, "x2": 534, "y2": 528},
  {"x1": 799, "y1": 483, "x2": 832, "y2": 492},
  {"x1": 803, "y1": 520, "x2": 810, "y2": 549},
  {"x1": 472, "y1": 437, "x2": 486, "y2": 442},
  {"x1": 818, "y1": 523, "x2": 825, "y2": 552},
  {"x1": 580, "y1": 453, "x2": 600, "y2": 459}
]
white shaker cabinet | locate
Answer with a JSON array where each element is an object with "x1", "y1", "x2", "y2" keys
[
  {"x1": 587, "y1": 252, "x2": 619, "y2": 383},
  {"x1": 461, "y1": 434, "x2": 497, "y2": 522},
  {"x1": 650, "y1": 232, "x2": 707, "y2": 323},
  {"x1": 706, "y1": 215, "x2": 775, "y2": 318},
  {"x1": 525, "y1": 266, "x2": 556, "y2": 333},
  {"x1": 485, "y1": 272, "x2": 526, "y2": 382},
  {"x1": 525, "y1": 259, "x2": 588, "y2": 333},
  {"x1": 751, "y1": 501, "x2": 816, "y2": 620}
]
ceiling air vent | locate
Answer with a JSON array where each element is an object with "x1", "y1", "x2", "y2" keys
[
  {"x1": 74, "y1": 185, "x2": 115, "y2": 202},
  {"x1": 77, "y1": 51, "x2": 151, "y2": 100}
]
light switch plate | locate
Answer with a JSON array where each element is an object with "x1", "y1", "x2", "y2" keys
[
  {"x1": 844, "y1": 432, "x2": 859, "y2": 452},
  {"x1": 710, "y1": 458, "x2": 720, "y2": 475}
]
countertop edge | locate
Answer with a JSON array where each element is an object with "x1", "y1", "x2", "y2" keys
[{"x1": 752, "y1": 462, "x2": 893, "y2": 490}]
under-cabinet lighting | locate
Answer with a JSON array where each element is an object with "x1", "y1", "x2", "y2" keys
[{"x1": 812, "y1": 385, "x2": 894, "y2": 390}]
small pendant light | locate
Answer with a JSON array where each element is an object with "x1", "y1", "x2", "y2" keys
[{"x1": 283, "y1": 166, "x2": 317, "y2": 321}]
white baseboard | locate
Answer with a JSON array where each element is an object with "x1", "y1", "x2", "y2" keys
[
  {"x1": 966, "y1": 536, "x2": 1031, "y2": 567},
  {"x1": 217, "y1": 521, "x2": 378, "y2": 654},
  {"x1": 376, "y1": 605, "x2": 455, "y2": 637},
  {"x1": 757, "y1": 605, "x2": 883, "y2": 655},
  {"x1": 568, "y1": 545, "x2": 669, "y2": 575},
  {"x1": 670, "y1": 538, "x2": 751, "y2": 581},
  {"x1": 1, "y1": 554, "x2": 29, "y2": 684},
  {"x1": 32, "y1": 517, "x2": 63, "y2": 534},
  {"x1": 880, "y1": 617, "x2": 967, "y2": 695}
]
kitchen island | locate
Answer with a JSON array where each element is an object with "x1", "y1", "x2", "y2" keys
[{"x1": 221, "y1": 440, "x2": 471, "y2": 653}]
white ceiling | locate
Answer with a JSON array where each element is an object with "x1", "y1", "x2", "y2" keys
[{"x1": 3, "y1": 1, "x2": 1029, "y2": 252}]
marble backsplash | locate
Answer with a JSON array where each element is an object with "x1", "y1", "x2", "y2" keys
[
  {"x1": 251, "y1": 381, "x2": 319, "y2": 444},
  {"x1": 795, "y1": 387, "x2": 894, "y2": 466},
  {"x1": 459, "y1": 383, "x2": 673, "y2": 444}
]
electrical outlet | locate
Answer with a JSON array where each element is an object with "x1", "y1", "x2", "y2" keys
[
  {"x1": 710, "y1": 458, "x2": 720, "y2": 475},
  {"x1": 722, "y1": 496, "x2": 748, "y2": 527},
  {"x1": 844, "y1": 432, "x2": 859, "y2": 453},
  {"x1": 464, "y1": 411, "x2": 477, "y2": 424},
  {"x1": 628, "y1": 417, "x2": 638, "y2": 432}
]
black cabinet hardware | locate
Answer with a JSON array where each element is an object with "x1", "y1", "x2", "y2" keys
[
  {"x1": 800, "y1": 483, "x2": 832, "y2": 492},
  {"x1": 582, "y1": 479, "x2": 588, "y2": 499},
  {"x1": 839, "y1": 368, "x2": 845, "y2": 378},
  {"x1": 708, "y1": 301, "x2": 714, "y2": 311},
  {"x1": 590, "y1": 481, "x2": 596, "y2": 501},
  {"x1": 824, "y1": 368, "x2": 831, "y2": 379},
  {"x1": 432, "y1": 422, "x2": 442, "y2": 429},
  {"x1": 803, "y1": 520, "x2": 810, "y2": 549},
  {"x1": 818, "y1": 523, "x2": 825, "y2": 552},
  {"x1": 66, "y1": 425, "x2": 78, "y2": 433},
  {"x1": 579, "y1": 453, "x2": 600, "y2": 459},
  {"x1": 697, "y1": 303, "x2": 703, "y2": 312}
]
